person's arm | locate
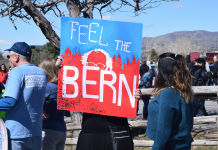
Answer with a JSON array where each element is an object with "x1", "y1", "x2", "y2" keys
[
  {"x1": 212, "y1": 64, "x2": 218, "y2": 78},
  {"x1": 43, "y1": 109, "x2": 50, "y2": 120},
  {"x1": 0, "y1": 97, "x2": 16, "y2": 110},
  {"x1": 152, "y1": 89, "x2": 177, "y2": 150},
  {"x1": 152, "y1": 77, "x2": 156, "y2": 87},
  {"x1": 206, "y1": 63, "x2": 210, "y2": 72},
  {"x1": 3, "y1": 68, "x2": 21, "y2": 100},
  {"x1": 201, "y1": 69, "x2": 208, "y2": 82},
  {"x1": 138, "y1": 74, "x2": 146, "y2": 88}
]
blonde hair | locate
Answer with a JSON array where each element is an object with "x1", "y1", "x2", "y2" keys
[{"x1": 39, "y1": 58, "x2": 58, "y2": 84}]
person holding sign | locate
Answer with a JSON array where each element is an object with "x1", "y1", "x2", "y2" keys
[
  {"x1": 40, "y1": 58, "x2": 67, "y2": 150},
  {"x1": 56, "y1": 56, "x2": 142, "y2": 150},
  {"x1": 0, "y1": 42, "x2": 47, "y2": 150},
  {"x1": 146, "y1": 53, "x2": 194, "y2": 150}
]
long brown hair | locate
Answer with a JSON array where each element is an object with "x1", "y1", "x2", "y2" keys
[
  {"x1": 173, "y1": 55, "x2": 193, "y2": 103},
  {"x1": 39, "y1": 58, "x2": 58, "y2": 84},
  {"x1": 0, "y1": 64, "x2": 7, "y2": 73},
  {"x1": 152, "y1": 53, "x2": 193, "y2": 104}
]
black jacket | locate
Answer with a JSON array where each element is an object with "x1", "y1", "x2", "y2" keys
[
  {"x1": 213, "y1": 61, "x2": 218, "y2": 83},
  {"x1": 186, "y1": 58, "x2": 195, "y2": 69},
  {"x1": 140, "y1": 64, "x2": 149, "y2": 79},
  {"x1": 190, "y1": 65, "x2": 208, "y2": 86}
]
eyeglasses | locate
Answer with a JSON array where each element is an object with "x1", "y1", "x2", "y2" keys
[{"x1": 7, "y1": 54, "x2": 16, "y2": 59}]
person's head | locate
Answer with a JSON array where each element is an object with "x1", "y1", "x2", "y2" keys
[
  {"x1": 153, "y1": 52, "x2": 193, "y2": 104},
  {"x1": 0, "y1": 64, "x2": 7, "y2": 73},
  {"x1": 213, "y1": 55, "x2": 218, "y2": 63},
  {"x1": 8, "y1": 66, "x2": 12, "y2": 74},
  {"x1": 147, "y1": 65, "x2": 155, "y2": 74},
  {"x1": 5, "y1": 42, "x2": 32, "y2": 68},
  {"x1": 196, "y1": 58, "x2": 206, "y2": 70},
  {"x1": 186, "y1": 55, "x2": 191, "y2": 61},
  {"x1": 141, "y1": 60, "x2": 147, "y2": 65},
  {"x1": 39, "y1": 58, "x2": 58, "y2": 84}
]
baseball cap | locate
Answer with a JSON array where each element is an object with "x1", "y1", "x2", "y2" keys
[{"x1": 5, "y1": 42, "x2": 32, "y2": 57}]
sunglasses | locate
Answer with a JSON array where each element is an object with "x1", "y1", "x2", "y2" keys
[{"x1": 7, "y1": 54, "x2": 16, "y2": 59}]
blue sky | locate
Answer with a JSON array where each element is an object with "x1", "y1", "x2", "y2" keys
[{"x1": 0, "y1": 0, "x2": 218, "y2": 55}]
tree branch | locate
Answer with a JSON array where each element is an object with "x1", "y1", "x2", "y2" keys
[
  {"x1": 22, "y1": 0, "x2": 60, "y2": 50},
  {"x1": 35, "y1": 0, "x2": 64, "y2": 8}
]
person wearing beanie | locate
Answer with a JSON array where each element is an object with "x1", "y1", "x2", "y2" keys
[{"x1": 189, "y1": 58, "x2": 208, "y2": 116}]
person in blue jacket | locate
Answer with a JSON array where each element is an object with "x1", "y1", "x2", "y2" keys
[
  {"x1": 40, "y1": 58, "x2": 67, "y2": 150},
  {"x1": 146, "y1": 53, "x2": 194, "y2": 150},
  {"x1": 138, "y1": 67, "x2": 155, "y2": 120}
]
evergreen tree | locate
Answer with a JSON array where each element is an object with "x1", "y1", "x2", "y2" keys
[
  {"x1": 41, "y1": 42, "x2": 59, "y2": 60},
  {"x1": 31, "y1": 48, "x2": 42, "y2": 66},
  {"x1": 149, "y1": 49, "x2": 158, "y2": 62}
]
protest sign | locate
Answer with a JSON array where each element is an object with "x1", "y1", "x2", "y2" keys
[{"x1": 58, "y1": 17, "x2": 143, "y2": 118}]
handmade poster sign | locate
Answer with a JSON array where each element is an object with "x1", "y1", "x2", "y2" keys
[
  {"x1": 58, "y1": 17, "x2": 143, "y2": 118},
  {"x1": 0, "y1": 118, "x2": 8, "y2": 150}
]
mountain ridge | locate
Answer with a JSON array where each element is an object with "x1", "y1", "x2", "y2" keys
[{"x1": 142, "y1": 30, "x2": 218, "y2": 49}]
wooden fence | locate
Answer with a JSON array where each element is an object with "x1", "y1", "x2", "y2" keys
[
  {"x1": 66, "y1": 86, "x2": 218, "y2": 147},
  {"x1": 66, "y1": 115, "x2": 218, "y2": 131},
  {"x1": 65, "y1": 138, "x2": 218, "y2": 146}
]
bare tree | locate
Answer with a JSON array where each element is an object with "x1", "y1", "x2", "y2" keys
[
  {"x1": 0, "y1": 0, "x2": 178, "y2": 50},
  {"x1": 155, "y1": 37, "x2": 196, "y2": 56}
]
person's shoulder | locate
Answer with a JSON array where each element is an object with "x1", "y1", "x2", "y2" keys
[
  {"x1": 159, "y1": 88, "x2": 182, "y2": 106},
  {"x1": 215, "y1": 61, "x2": 218, "y2": 66},
  {"x1": 160, "y1": 88, "x2": 180, "y2": 98},
  {"x1": 10, "y1": 66, "x2": 22, "y2": 74},
  {"x1": 23, "y1": 64, "x2": 45, "y2": 74},
  {"x1": 47, "y1": 82, "x2": 57, "y2": 88}
]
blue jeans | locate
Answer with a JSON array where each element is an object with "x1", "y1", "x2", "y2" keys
[
  {"x1": 8, "y1": 136, "x2": 42, "y2": 150},
  {"x1": 142, "y1": 96, "x2": 150, "y2": 118},
  {"x1": 42, "y1": 129, "x2": 66, "y2": 150},
  {"x1": 193, "y1": 99, "x2": 205, "y2": 116}
]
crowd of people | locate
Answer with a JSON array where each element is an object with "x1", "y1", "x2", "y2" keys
[
  {"x1": 0, "y1": 41, "x2": 216, "y2": 150},
  {"x1": 139, "y1": 53, "x2": 217, "y2": 120}
]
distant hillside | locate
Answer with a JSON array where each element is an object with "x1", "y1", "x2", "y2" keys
[{"x1": 142, "y1": 30, "x2": 218, "y2": 50}]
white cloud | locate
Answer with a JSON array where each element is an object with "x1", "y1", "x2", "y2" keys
[
  {"x1": 171, "y1": 2, "x2": 185, "y2": 9},
  {"x1": 0, "y1": 40, "x2": 13, "y2": 45},
  {"x1": 143, "y1": 24, "x2": 154, "y2": 28}
]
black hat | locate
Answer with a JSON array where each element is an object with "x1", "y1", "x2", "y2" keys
[
  {"x1": 195, "y1": 58, "x2": 205, "y2": 64},
  {"x1": 5, "y1": 42, "x2": 32, "y2": 57}
]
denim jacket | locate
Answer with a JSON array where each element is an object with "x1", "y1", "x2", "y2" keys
[{"x1": 139, "y1": 72, "x2": 155, "y2": 89}]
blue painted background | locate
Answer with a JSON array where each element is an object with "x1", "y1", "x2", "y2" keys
[{"x1": 61, "y1": 17, "x2": 143, "y2": 69}]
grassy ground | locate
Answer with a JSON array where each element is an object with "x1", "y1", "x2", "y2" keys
[{"x1": 65, "y1": 129, "x2": 218, "y2": 150}]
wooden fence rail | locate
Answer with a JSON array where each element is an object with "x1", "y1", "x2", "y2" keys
[
  {"x1": 141, "y1": 86, "x2": 218, "y2": 99},
  {"x1": 66, "y1": 115, "x2": 218, "y2": 131},
  {"x1": 65, "y1": 138, "x2": 218, "y2": 146},
  {"x1": 65, "y1": 86, "x2": 218, "y2": 147}
]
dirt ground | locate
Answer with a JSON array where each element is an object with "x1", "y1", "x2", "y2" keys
[{"x1": 132, "y1": 128, "x2": 218, "y2": 150}]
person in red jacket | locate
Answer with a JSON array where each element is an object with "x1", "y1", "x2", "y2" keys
[{"x1": 0, "y1": 64, "x2": 8, "y2": 85}]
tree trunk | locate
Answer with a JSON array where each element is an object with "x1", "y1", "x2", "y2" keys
[
  {"x1": 21, "y1": 0, "x2": 60, "y2": 51},
  {"x1": 83, "y1": 0, "x2": 94, "y2": 18},
  {"x1": 65, "y1": 2, "x2": 86, "y2": 149},
  {"x1": 67, "y1": 0, "x2": 82, "y2": 17}
]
